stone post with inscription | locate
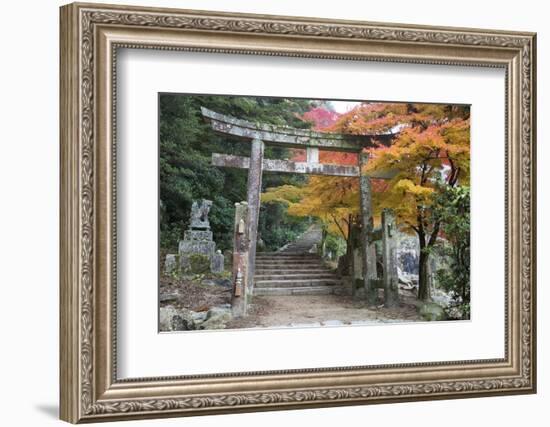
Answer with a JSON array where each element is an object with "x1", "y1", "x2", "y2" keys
[
  {"x1": 231, "y1": 202, "x2": 249, "y2": 317},
  {"x1": 359, "y1": 153, "x2": 378, "y2": 304},
  {"x1": 382, "y1": 209, "x2": 399, "y2": 307}
]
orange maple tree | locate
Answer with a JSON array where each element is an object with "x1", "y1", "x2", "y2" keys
[{"x1": 264, "y1": 102, "x2": 470, "y2": 301}]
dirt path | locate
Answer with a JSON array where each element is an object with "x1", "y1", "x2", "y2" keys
[{"x1": 226, "y1": 292, "x2": 422, "y2": 329}]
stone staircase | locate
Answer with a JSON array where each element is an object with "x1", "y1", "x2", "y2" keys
[{"x1": 253, "y1": 227, "x2": 343, "y2": 296}]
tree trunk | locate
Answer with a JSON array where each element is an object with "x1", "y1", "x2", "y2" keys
[
  {"x1": 417, "y1": 249, "x2": 431, "y2": 301},
  {"x1": 320, "y1": 226, "x2": 328, "y2": 258}
]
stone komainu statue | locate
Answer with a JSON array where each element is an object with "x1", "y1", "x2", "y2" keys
[
  {"x1": 167, "y1": 198, "x2": 224, "y2": 274},
  {"x1": 190, "y1": 199, "x2": 212, "y2": 230}
]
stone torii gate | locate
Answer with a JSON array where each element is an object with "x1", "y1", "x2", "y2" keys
[{"x1": 201, "y1": 107, "x2": 399, "y2": 316}]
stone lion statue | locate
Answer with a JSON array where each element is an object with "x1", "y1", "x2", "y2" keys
[{"x1": 190, "y1": 199, "x2": 212, "y2": 229}]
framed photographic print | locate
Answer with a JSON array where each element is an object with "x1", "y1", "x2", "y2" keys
[{"x1": 59, "y1": 2, "x2": 537, "y2": 423}]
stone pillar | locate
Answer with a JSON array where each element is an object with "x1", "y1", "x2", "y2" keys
[
  {"x1": 352, "y1": 248, "x2": 363, "y2": 295},
  {"x1": 245, "y1": 139, "x2": 264, "y2": 303},
  {"x1": 427, "y1": 256, "x2": 436, "y2": 296},
  {"x1": 366, "y1": 242, "x2": 377, "y2": 283},
  {"x1": 306, "y1": 147, "x2": 319, "y2": 163},
  {"x1": 382, "y1": 209, "x2": 399, "y2": 307},
  {"x1": 359, "y1": 152, "x2": 377, "y2": 304},
  {"x1": 348, "y1": 221, "x2": 360, "y2": 297},
  {"x1": 231, "y1": 202, "x2": 249, "y2": 317}
]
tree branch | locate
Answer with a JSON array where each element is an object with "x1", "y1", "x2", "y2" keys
[
  {"x1": 428, "y1": 220, "x2": 441, "y2": 247},
  {"x1": 330, "y1": 212, "x2": 348, "y2": 241}
]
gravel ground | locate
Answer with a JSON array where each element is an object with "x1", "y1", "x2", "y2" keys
[
  {"x1": 161, "y1": 276, "x2": 424, "y2": 330},
  {"x1": 226, "y1": 291, "x2": 422, "y2": 329}
]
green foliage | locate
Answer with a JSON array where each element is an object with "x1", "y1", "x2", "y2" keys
[
  {"x1": 159, "y1": 94, "x2": 313, "y2": 252},
  {"x1": 258, "y1": 202, "x2": 309, "y2": 251},
  {"x1": 418, "y1": 302, "x2": 447, "y2": 321},
  {"x1": 186, "y1": 254, "x2": 210, "y2": 274},
  {"x1": 160, "y1": 222, "x2": 183, "y2": 251},
  {"x1": 433, "y1": 186, "x2": 470, "y2": 319},
  {"x1": 208, "y1": 195, "x2": 235, "y2": 252},
  {"x1": 167, "y1": 255, "x2": 182, "y2": 280},
  {"x1": 324, "y1": 233, "x2": 347, "y2": 259}
]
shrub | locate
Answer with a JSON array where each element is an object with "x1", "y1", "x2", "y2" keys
[{"x1": 187, "y1": 254, "x2": 210, "y2": 274}]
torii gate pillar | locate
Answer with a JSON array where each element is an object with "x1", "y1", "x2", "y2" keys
[
  {"x1": 359, "y1": 152, "x2": 378, "y2": 304},
  {"x1": 244, "y1": 139, "x2": 264, "y2": 309}
]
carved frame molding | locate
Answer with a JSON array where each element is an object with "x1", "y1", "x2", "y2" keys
[{"x1": 60, "y1": 2, "x2": 536, "y2": 423}]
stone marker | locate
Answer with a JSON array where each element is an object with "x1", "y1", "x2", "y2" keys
[
  {"x1": 164, "y1": 254, "x2": 177, "y2": 274},
  {"x1": 210, "y1": 249, "x2": 224, "y2": 273},
  {"x1": 178, "y1": 232, "x2": 216, "y2": 260},
  {"x1": 382, "y1": 209, "x2": 399, "y2": 308},
  {"x1": 231, "y1": 202, "x2": 249, "y2": 316}
]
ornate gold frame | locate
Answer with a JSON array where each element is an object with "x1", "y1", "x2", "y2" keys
[{"x1": 59, "y1": 2, "x2": 537, "y2": 423}]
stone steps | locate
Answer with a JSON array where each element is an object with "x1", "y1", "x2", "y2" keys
[
  {"x1": 255, "y1": 268, "x2": 329, "y2": 275},
  {"x1": 256, "y1": 261, "x2": 325, "y2": 267},
  {"x1": 256, "y1": 260, "x2": 325, "y2": 264},
  {"x1": 279, "y1": 249, "x2": 316, "y2": 254},
  {"x1": 255, "y1": 273, "x2": 339, "y2": 281},
  {"x1": 255, "y1": 278, "x2": 342, "y2": 288},
  {"x1": 253, "y1": 225, "x2": 343, "y2": 296},
  {"x1": 256, "y1": 254, "x2": 320, "y2": 258},
  {"x1": 256, "y1": 255, "x2": 319, "y2": 262},
  {"x1": 256, "y1": 253, "x2": 318, "y2": 258},
  {"x1": 257, "y1": 257, "x2": 322, "y2": 260},
  {"x1": 253, "y1": 285, "x2": 341, "y2": 296}
]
